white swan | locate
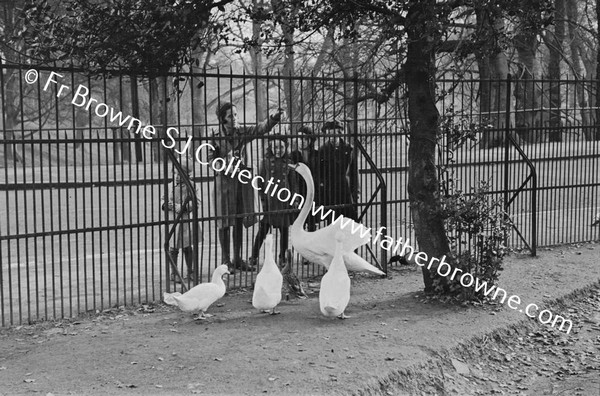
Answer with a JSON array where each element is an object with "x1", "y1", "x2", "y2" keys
[
  {"x1": 288, "y1": 162, "x2": 385, "y2": 276},
  {"x1": 163, "y1": 264, "x2": 230, "y2": 320},
  {"x1": 252, "y1": 234, "x2": 283, "y2": 314},
  {"x1": 319, "y1": 232, "x2": 351, "y2": 319}
]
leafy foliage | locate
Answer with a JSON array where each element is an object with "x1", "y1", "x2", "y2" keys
[
  {"x1": 431, "y1": 111, "x2": 512, "y2": 301},
  {"x1": 19, "y1": 0, "x2": 232, "y2": 75}
]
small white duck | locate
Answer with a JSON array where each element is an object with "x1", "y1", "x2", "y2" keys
[
  {"x1": 252, "y1": 234, "x2": 283, "y2": 314},
  {"x1": 319, "y1": 232, "x2": 351, "y2": 319},
  {"x1": 163, "y1": 264, "x2": 230, "y2": 320}
]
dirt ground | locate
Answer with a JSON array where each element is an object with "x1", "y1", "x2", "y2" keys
[{"x1": 1, "y1": 241, "x2": 599, "y2": 396}]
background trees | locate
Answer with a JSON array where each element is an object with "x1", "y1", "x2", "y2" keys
[
  {"x1": 20, "y1": 0, "x2": 232, "y2": 161},
  {"x1": 4, "y1": 0, "x2": 600, "y2": 292}
]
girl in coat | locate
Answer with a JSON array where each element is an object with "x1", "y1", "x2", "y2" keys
[
  {"x1": 162, "y1": 162, "x2": 201, "y2": 283},
  {"x1": 249, "y1": 134, "x2": 296, "y2": 267},
  {"x1": 209, "y1": 102, "x2": 284, "y2": 273}
]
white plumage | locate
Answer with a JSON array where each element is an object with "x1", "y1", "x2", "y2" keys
[
  {"x1": 252, "y1": 234, "x2": 283, "y2": 314},
  {"x1": 163, "y1": 264, "x2": 229, "y2": 320},
  {"x1": 289, "y1": 163, "x2": 385, "y2": 276},
  {"x1": 319, "y1": 232, "x2": 351, "y2": 319}
]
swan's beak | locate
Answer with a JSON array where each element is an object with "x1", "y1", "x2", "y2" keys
[{"x1": 287, "y1": 163, "x2": 299, "y2": 170}]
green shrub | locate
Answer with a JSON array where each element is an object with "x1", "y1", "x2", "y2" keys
[{"x1": 431, "y1": 111, "x2": 511, "y2": 301}]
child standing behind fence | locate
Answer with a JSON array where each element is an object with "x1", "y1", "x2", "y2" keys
[
  {"x1": 249, "y1": 134, "x2": 296, "y2": 268},
  {"x1": 162, "y1": 161, "x2": 201, "y2": 283}
]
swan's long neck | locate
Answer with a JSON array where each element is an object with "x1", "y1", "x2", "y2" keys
[
  {"x1": 211, "y1": 270, "x2": 224, "y2": 285},
  {"x1": 293, "y1": 165, "x2": 314, "y2": 232}
]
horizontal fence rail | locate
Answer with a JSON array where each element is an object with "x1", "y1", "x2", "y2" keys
[{"x1": 1, "y1": 62, "x2": 599, "y2": 326}]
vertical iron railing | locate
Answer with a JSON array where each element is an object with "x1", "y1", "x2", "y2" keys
[{"x1": 1, "y1": 62, "x2": 598, "y2": 326}]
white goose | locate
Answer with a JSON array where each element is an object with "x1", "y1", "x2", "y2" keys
[
  {"x1": 288, "y1": 162, "x2": 385, "y2": 276},
  {"x1": 319, "y1": 232, "x2": 351, "y2": 319},
  {"x1": 252, "y1": 234, "x2": 283, "y2": 314},
  {"x1": 163, "y1": 264, "x2": 230, "y2": 320}
]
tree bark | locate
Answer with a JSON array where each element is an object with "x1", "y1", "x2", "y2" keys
[
  {"x1": 272, "y1": 0, "x2": 305, "y2": 128},
  {"x1": 567, "y1": 0, "x2": 594, "y2": 140},
  {"x1": 405, "y1": 1, "x2": 451, "y2": 292},
  {"x1": 548, "y1": 0, "x2": 565, "y2": 142},
  {"x1": 250, "y1": 0, "x2": 268, "y2": 121},
  {"x1": 150, "y1": 76, "x2": 172, "y2": 163},
  {"x1": 130, "y1": 75, "x2": 143, "y2": 162},
  {"x1": 191, "y1": 48, "x2": 209, "y2": 153},
  {"x1": 595, "y1": 0, "x2": 600, "y2": 140},
  {"x1": 1, "y1": 1, "x2": 24, "y2": 165},
  {"x1": 476, "y1": 7, "x2": 509, "y2": 149},
  {"x1": 514, "y1": 29, "x2": 543, "y2": 143}
]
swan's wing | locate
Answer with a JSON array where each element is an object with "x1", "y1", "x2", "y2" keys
[
  {"x1": 294, "y1": 229, "x2": 333, "y2": 257},
  {"x1": 343, "y1": 252, "x2": 386, "y2": 276},
  {"x1": 315, "y1": 217, "x2": 371, "y2": 251}
]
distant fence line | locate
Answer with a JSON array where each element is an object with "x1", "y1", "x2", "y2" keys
[{"x1": 1, "y1": 63, "x2": 599, "y2": 326}]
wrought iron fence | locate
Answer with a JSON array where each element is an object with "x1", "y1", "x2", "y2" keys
[{"x1": 1, "y1": 61, "x2": 599, "y2": 326}]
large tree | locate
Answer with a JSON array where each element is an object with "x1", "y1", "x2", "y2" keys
[
  {"x1": 263, "y1": 0, "x2": 554, "y2": 291},
  {"x1": 262, "y1": 0, "x2": 453, "y2": 290}
]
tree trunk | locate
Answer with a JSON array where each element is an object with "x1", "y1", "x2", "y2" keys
[
  {"x1": 250, "y1": 0, "x2": 268, "y2": 121},
  {"x1": 567, "y1": 0, "x2": 594, "y2": 140},
  {"x1": 595, "y1": 0, "x2": 600, "y2": 140},
  {"x1": 547, "y1": 0, "x2": 565, "y2": 142},
  {"x1": 303, "y1": 28, "x2": 334, "y2": 116},
  {"x1": 1, "y1": 1, "x2": 24, "y2": 165},
  {"x1": 514, "y1": 29, "x2": 543, "y2": 143},
  {"x1": 130, "y1": 75, "x2": 143, "y2": 162},
  {"x1": 405, "y1": 1, "x2": 450, "y2": 292},
  {"x1": 191, "y1": 49, "x2": 209, "y2": 153},
  {"x1": 271, "y1": 0, "x2": 302, "y2": 126},
  {"x1": 476, "y1": 7, "x2": 509, "y2": 149},
  {"x1": 150, "y1": 76, "x2": 172, "y2": 163}
]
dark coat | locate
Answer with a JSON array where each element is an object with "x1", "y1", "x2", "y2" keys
[
  {"x1": 316, "y1": 139, "x2": 358, "y2": 221},
  {"x1": 257, "y1": 152, "x2": 296, "y2": 228},
  {"x1": 209, "y1": 117, "x2": 279, "y2": 228}
]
